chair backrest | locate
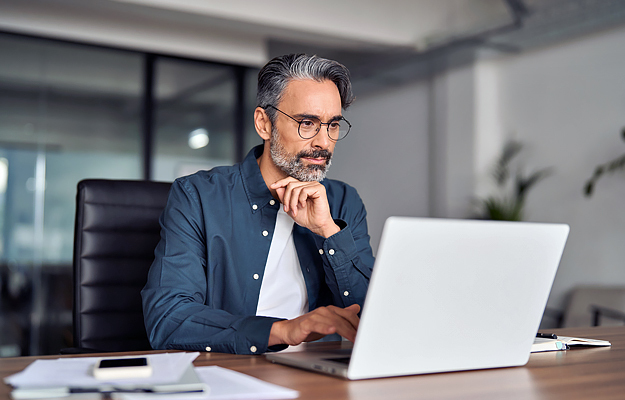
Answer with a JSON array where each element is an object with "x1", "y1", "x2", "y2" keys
[{"x1": 73, "y1": 179, "x2": 171, "y2": 352}]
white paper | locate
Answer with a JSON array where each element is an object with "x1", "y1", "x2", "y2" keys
[
  {"x1": 558, "y1": 336, "x2": 611, "y2": 346},
  {"x1": 120, "y1": 366, "x2": 299, "y2": 400},
  {"x1": 5, "y1": 352, "x2": 199, "y2": 389}
]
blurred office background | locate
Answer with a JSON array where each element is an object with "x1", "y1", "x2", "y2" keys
[{"x1": 0, "y1": 0, "x2": 624, "y2": 356}]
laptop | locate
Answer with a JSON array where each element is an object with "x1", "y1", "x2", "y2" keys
[{"x1": 266, "y1": 217, "x2": 570, "y2": 380}]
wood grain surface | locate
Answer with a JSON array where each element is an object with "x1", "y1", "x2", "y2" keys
[{"x1": 1, "y1": 326, "x2": 623, "y2": 399}]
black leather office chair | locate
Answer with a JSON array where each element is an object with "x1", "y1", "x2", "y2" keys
[{"x1": 72, "y1": 179, "x2": 171, "y2": 352}]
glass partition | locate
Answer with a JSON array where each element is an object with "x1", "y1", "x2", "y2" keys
[
  {"x1": 0, "y1": 32, "x2": 258, "y2": 356},
  {"x1": 0, "y1": 34, "x2": 143, "y2": 356},
  {"x1": 153, "y1": 58, "x2": 236, "y2": 181}
]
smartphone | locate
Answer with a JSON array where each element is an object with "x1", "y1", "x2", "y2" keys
[{"x1": 93, "y1": 357, "x2": 153, "y2": 380}]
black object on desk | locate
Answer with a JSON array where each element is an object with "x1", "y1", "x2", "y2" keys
[{"x1": 536, "y1": 332, "x2": 558, "y2": 339}]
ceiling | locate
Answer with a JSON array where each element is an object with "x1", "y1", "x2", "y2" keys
[
  {"x1": 108, "y1": 0, "x2": 513, "y2": 51},
  {"x1": 2, "y1": 0, "x2": 624, "y2": 87},
  {"x1": 1, "y1": 0, "x2": 623, "y2": 62},
  {"x1": 266, "y1": 0, "x2": 625, "y2": 77},
  {"x1": 99, "y1": 0, "x2": 625, "y2": 56}
]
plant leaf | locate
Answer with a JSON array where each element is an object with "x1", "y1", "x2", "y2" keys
[
  {"x1": 584, "y1": 181, "x2": 594, "y2": 197},
  {"x1": 492, "y1": 140, "x2": 523, "y2": 186},
  {"x1": 515, "y1": 167, "x2": 553, "y2": 200}
]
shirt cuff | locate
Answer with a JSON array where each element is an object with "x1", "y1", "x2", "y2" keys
[
  {"x1": 313, "y1": 219, "x2": 358, "y2": 266},
  {"x1": 235, "y1": 316, "x2": 284, "y2": 354}
]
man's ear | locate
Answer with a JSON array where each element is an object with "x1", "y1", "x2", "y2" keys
[{"x1": 254, "y1": 107, "x2": 272, "y2": 141}]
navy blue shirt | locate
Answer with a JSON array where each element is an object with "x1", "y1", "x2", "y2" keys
[{"x1": 142, "y1": 145, "x2": 374, "y2": 354}]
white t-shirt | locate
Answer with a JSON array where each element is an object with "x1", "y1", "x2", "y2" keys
[{"x1": 256, "y1": 207, "x2": 309, "y2": 319}]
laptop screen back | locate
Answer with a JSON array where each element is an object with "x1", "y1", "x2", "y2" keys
[{"x1": 348, "y1": 217, "x2": 569, "y2": 380}]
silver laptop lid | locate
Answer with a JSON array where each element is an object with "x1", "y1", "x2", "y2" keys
[{"x1": 348, "y1": 217, "x2": 569, "y2": 379}]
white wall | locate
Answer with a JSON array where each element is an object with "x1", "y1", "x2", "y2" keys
[
  {"x1": 421, "y1": 25, "x2": 625, "y2": 315},
  {"x1": 429, "y1": 61, "x2": 479, "y2": 218},
  {"x1": 332, "y1": 24, "x2": 625, "y2": 317},
  {"x1": 328, "y1": 80, "x2": 430, "y2": 252},
  {"x1": 491, "y1": 26, "x2": 625, "y2": 312}
]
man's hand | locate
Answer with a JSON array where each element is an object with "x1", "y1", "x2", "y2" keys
[
  {"x1": 268, "y1": 304, "x2": 360, "y2": 347},
  {"x1": 270, "y1": 177, "x2": 340, "y2": 238}
]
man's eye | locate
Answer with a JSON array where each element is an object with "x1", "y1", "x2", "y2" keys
[
  {"x1": 329, "y1": 122, "x2": 341, "y2": 129},
  {"x1": 300, "y1": 120, "x2": 316, "y2": 128}
]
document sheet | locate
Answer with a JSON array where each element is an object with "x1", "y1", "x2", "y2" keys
[
  {"x1": 5, "y1": 352, "x2": 297, "y2": 400},
  {"x1": 5, "y1": 352, "x2": 199, "y2": 389},
  {"x1": 121, "y1": 366, "x2": 299, "y2": 400}
]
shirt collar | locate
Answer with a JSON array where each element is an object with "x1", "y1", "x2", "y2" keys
[{"x1": 240, "y1": 145, "x2": 276, "y2": 213}]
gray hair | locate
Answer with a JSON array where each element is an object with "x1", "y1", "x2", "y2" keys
[{"x1": 257, "y1": 54, "x2": 354, "y2": 123}]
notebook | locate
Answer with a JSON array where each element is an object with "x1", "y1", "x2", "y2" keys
[
  {"x1": 532, "y1": 336, "x2": 611, "y2": 352},
  {"x1": 266, "y1": 217, "x2": 570, "y2": 380}
]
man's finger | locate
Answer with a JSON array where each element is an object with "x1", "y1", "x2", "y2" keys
[
  {"x1": 290, "y1": 186, "x2": 307, "y2": 216},
  {"x1": 326, "y1": 305, "x2": 360, "y2": 342},
  {"x1": 270, "y1": 177, "x2": 293, "y2": 188},
  {"x1": 283, "y1": 181, "x2": 310, "y2": 215},
  {"x1": 271, "y1": 177, "x2": 299, "y2": 212},
  {"x1": 297, "y1": 184, "x2": 319, "y2": 208},
  {"x1": 274, "y1": 187, "x2": 286, "y2": 204},
  {"x1": 309, "y1": 306, "x2": 359, "y2": 343},
  {"x1": 279, "y1": 305, "x2": 362, "y2": 346},
  {"x1": 270, "y1": 176, "x2": 298, "y2": 189},
  {"x1": 331, "y1": 318, "x2": 357, "y2": 343},
  {"x1": 333, "y1": 304, "x2": 361, "y2": 330},
  {"x1": 287, "y1": 183, "x2": 319, "y2": 215},
  {"x1": 282, "y1": 183, "x2": 294, "y2": 213},
  {"x1": 301, "y1": 314, "x2": 355, "y2": 342}
]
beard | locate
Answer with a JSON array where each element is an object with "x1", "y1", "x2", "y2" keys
[{"x1": 269, "y1": 126, "x2": 333, "y2": 182}]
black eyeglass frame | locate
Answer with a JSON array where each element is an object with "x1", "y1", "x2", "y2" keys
[{"x1": 264, "y1": 105, "x2": 351, "y2": 141}]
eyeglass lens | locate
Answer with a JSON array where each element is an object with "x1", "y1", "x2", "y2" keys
[{"x1": 299, "y1": 118, "x2": 350, "y2": 141}]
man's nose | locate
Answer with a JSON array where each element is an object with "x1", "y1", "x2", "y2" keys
[{"x1": 310, "y1": 126, "x2": 331, "y2": 148}]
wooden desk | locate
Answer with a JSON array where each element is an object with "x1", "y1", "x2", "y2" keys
[{"x1": 1, "y1": 326, "x2": 624, "y2": 399}]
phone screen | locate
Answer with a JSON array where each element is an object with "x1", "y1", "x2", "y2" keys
[{"x1": 98, "y1": 357, "x2": 148, "y2": 369}]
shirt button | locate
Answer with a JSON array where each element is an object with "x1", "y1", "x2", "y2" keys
[
  {"x1": 262, "y1": 230, "x2": 269, "y2": 237},
  {"x1": 250, "y1": 346, "x2": 257, "y2": 353},
  {"x1": 269, "y1": 199, "x2": 276, "y2": 206},
  {"x1": 253, "y1": 274, "x2": 259, "y2": 280},
  {"x1": 205, "y1": 346, "x2": 211, "y2": 352},
  {"x1": 343, "y1": 291, "x2": 349, "y2": 297},
  {"x1": 252, "y1": 204, "x2": 258, "y2": 210},
  {"x1": 318, "y1": 249, "x2": 324, "y2": 255},
  {"x1": 328, "y1": 249, "x2": 335, "y2": 255}
]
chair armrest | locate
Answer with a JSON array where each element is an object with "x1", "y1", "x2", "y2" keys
[{"x1": 589, "y1": 304, "x2": 625, "y2": 326}]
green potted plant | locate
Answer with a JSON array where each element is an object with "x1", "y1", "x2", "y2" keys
[
  {"x1": 477, "y1": 140, "x2": 552, "y2": 221},
  {"x1": 584, "y1": 128, "x2": 625, "y2": 197}
]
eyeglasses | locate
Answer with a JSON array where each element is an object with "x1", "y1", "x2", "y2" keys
[{"x1": 265, "y1": 105, "x2": 351, "y2": 141}]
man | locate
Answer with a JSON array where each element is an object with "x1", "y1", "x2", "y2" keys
[{"x1": 142, "y1": 54, "x2": 374, "y2": 354}]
